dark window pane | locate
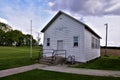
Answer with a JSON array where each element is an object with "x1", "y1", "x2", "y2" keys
[
  {"x1": 74, "y1": 36, "x2": 78, "y2": 47},
  {"x1": 74, "y1": 42, "x2": 78, "y2": 47},
  {"x1": 74, "y1": 37, "x2": 78, "y2": 42},
  {"x1": 47, "y1": 43, "x2": 50, "y2": 46},
  {"x1": 47, "y1": 38, "x2": 50, "y2": 46}
]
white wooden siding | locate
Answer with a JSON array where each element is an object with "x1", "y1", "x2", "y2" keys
[
  {"x1": 43, "y1": 14, "x2": 86, "y2": 62},
  {"x1": 84, "y1": 29, "x2": 100, "y2": 61},
  {"x1": 43, "y1": 13, "x2": 100, "y2": 62}
]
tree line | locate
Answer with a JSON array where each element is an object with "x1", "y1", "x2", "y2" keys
[{"x1": 0, "y1": 22, "x2": 37, "y2": 46}]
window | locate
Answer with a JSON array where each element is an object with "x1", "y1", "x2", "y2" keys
[
  {"x1": 97, "y1": 40, "x2": 100, "y2": 48},
  {"x1": 47, "y1": 38, "x2": 50, "y2": 46},
  {"x1": 95, "y1": 39, "x2": 97, "y2": 48},
  {"x1": 73, "y1": 36, "x2": 78, "y2": 47},
  {"x1": 91, "y1": 37, "x2": 100, "y2": 49},
  {"x1": 91, "y1": 37, "x2": 94, "y2": 48}
]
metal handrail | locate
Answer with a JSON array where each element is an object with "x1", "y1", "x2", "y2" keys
[
  {"x1": 42, "y1": 49, "x2": 66, "y2": 62},
  {"x1": 54, "y1": 50, "x2": 66, "y2": 58},
  {"x1": 66, "y1": 55, "x2": 75, "y2": 64},
  {"x1": 42, "y1": 49, "x2": 54, "y2": 58}
]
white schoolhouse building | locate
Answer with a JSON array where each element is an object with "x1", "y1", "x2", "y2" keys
[{"x1": 41, "y1": 11, "x2": 101, "y2": 63}]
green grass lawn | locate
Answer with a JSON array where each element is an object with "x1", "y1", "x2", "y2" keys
[
  {"x1": 75, "y1": 57, "x2": 120, "y2": 70},
  {"x1": 0, "y1": 46, "x2": 41, "y2": 70},
  {"x1": 0, "y1": 46, "x2": 120, "y2": 71},
  {"x1": 0, "y1": 69, "x2": 120, "y2": 80}
]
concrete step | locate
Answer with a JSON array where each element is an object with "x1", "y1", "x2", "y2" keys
[
  {"x1": 40, "y1": 59, "x2": 53, "y2": 63},
  {"x1": 39, "y1": 56, "x2": 66, "y2": 65},
  {"x1": 39, "y1": 57, "x2": 55, "y2": 65},
  {"x1": 40, "y1": 61, "x2": 54, "y2": 65}
]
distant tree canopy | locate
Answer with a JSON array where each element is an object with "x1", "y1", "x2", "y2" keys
[
  {"x1": 0, "y1": 22, "x2": 37, "y2": 46},
  {"x1": 0, "y1": 22, "x2": 12, "y2": 32}
]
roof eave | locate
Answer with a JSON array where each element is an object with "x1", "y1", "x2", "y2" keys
[{"x1": 85, "y1": 25, "x2": 102, "y2": 39}]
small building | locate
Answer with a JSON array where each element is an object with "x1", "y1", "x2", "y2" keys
[
  {"x1": 101, "y1": 46, "x2": 120, "y2": 57},
  {"x1": 41, "y1": 11, "x2": 101, "y2": 63}
]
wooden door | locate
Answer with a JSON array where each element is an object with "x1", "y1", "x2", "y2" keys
[{"x1": 57, "y1": 40, "x2": 63, "y2": 50}]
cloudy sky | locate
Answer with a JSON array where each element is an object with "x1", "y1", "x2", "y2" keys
[{"x1": 0, "y1": 0, "x2": 120, "y2": 46}]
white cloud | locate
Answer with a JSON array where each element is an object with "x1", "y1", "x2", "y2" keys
[
  {"x1": 105, "y1": 3, "x2": 120, "y2": 12},
  {"x1": 44, "y1": 10, "x2": 57, "y2": 15},
  {"x1": 49, "y1": 0, "x2": 120, "y2": 16},
  {"x1": 48, "y1": 2, "x2": 55, "y2": 7},
  {"x1": 0, "y1": 17, "x2": 8, "y2": 24},
  {"x1": 85, "y1": 0, "x2": 104, "y2": 14}
]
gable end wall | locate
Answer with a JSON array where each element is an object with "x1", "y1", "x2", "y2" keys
[{"x1": 43, "y1": 14, "x2": 87, "y2": 62}]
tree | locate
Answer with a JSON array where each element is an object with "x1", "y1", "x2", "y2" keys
[
  {"x1": 0, "y1": 22, "x2": 37, "y2": 46},
  {"x1": 4, "y1": 30, "x2": 23, "y2": 46},
  {"x1": 4, "y1": 31, "x2": 13, "y2": 46},
  {"x1": 0, "y1": 29, "x2": 5, "y2": 45},
  {"x1": 12, "y1": 30, "x2": 23, "y2": 46},
  {"x1": 23, "y1": 34, "x2": 37, "y2": 46},
  {"x1": 0, "y1": 22, "x2": 12, "y2": 46},
  {"x1": 0, "y1": 22, "x2": 12, "y2": 32}
]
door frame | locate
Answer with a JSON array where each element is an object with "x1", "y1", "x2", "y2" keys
[{"x1": 57, "y1": 40, "x2": 63, "y2": 50}]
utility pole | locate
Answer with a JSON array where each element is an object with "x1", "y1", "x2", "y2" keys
[
  {"x1": 37, "y1": 32, "x2": 41, "y2": 46},
  {"x1": 104, "y1": 23, "x2": 108, "y2": 56},
  {"x1": 30, "y1": 20, "x2": 32, "y2": 59}
]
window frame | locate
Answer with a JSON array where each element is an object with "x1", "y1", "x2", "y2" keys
[
  {"x1": 91, "y1": 37, "x2": 94, "y2": 48},
  {"x1": 97, "y1": 39, "x2": 100, "y2": 48},
  {"x1": 46, "y1": 38, "x2": 50, "y2": 46},
  {"x1": 91, "y1": 36, "x2": 100, "y2": 49},
  {"x1": 73, "y1": 36, "x2": 78, "y2": 47},
  {"x1": 95, "y1": 39, "x2": 97, "y2": 48}
]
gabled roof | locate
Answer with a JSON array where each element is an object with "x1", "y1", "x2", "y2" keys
[{"x1": 41, "y1": 11, "x2": 101, "y2": 39}]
